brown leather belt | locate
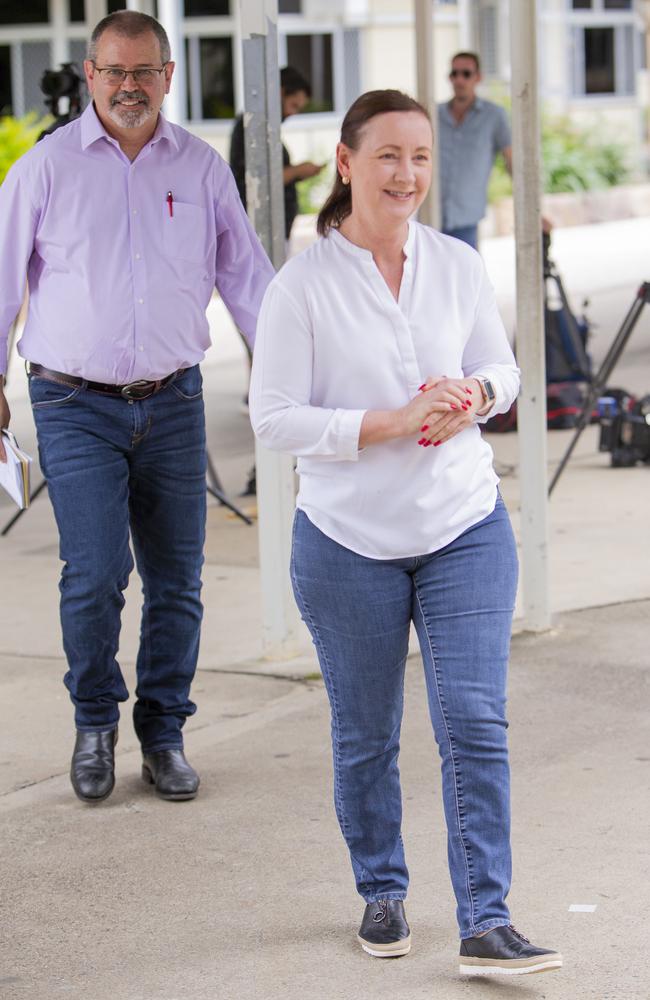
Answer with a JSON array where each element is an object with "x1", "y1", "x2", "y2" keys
[{"x1": 28, "y1": 363, "x2": 186, "y2": 401}]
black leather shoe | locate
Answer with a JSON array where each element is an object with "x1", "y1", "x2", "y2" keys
[
  {"x1": 141, "y1": 748, "x2": 199, "y2": 801},
  {"x1": 459, "y1": 924, "x2": 562, "y2": 976},
  {"x1": 70, "y1": 728, "x2": 118, "y2": 804},
  {"x1": 358, "y1": 899, "x2": 411, "y2": 957}
]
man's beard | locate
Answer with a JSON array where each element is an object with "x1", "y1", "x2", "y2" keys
[{"x1": 108, "y1": 90, "x2": 155, "y2": 129}]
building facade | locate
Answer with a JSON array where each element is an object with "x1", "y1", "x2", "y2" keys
[{"x1": 0, "y1": 0, "x2": 648, "y2": 169}]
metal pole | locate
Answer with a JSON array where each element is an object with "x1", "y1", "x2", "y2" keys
[
  {"x1": 414, "y1": 0, "x2": 440, "y2": 229},
  {"x1": 510, "y1": 0, "x2": 551, "y2": 632},
  {"x1": 240, "y1": 0, "x2": 302, "y2": 660},
  {"x1": 158, "y1": 0, "x2": 186, "y2": 124}
]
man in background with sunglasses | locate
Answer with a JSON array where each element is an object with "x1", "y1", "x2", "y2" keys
[
  {"x1": 438, "y1": 52, "x2": 512, "y2": 250},
  {"x1": 0, "y1": 12, "x2": 274, "y2": 805}
]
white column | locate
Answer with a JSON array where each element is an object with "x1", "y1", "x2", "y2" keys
[
  {"x1": 85, "y1": 0, "x2": 108, "y2": 30},
  {"x1": 457, "y1": 0, "x2": 472, "y2": 50},
  {"x1": 49, "y1": 0, "x2": 69, "y2": 68},
  {"x1": 126, "y1": 0, "x2": 155, "y2": 14},
  {"x1": 158, "y1": 0, "x2": 186, "y2": 124},
  {"x1": 414, "y1": 0, "x2": 440, "y2": 228},
  {"x1": 510, "y1": 0, "x2": 551, "y2": 632},
  {"x1": 240, "y1": 0, "x2": 303, "y2": 661}
]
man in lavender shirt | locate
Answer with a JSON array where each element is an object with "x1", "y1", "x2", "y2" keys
[{"x1": 0, "y1": 11, "x2": 274, "y2": 804}]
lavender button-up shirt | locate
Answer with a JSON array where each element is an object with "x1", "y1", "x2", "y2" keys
[{"x1": 0, "y1": 103, "x2": 274, "y2": 382}]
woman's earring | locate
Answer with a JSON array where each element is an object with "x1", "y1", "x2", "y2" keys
[{"x1": 341, "y1": 175, "x2": 350, "y2": 186}]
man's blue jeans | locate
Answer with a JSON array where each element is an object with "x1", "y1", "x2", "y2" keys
[
  {"x1": 443, "y1": 225, "x2": 479, "y2": 250},
  {"x1": 290, "y1": 498, "x2": 518, "y2": 938},
  {"x1": 29, "y1": 366, "x2": 206, "y2": 753}
]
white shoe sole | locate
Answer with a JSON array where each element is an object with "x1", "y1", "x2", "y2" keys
[
  {"x1": 358, "y1": 934, "x2": 411, "y2": 958},
  {"x1": 459, "y1": 956, "x2": 562, "y2": 976}
]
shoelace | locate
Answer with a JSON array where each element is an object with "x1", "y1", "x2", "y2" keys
[
  {"x1": 373, "y1": 900, "x2": 389, "y2": 923},
  {"x1": 508, "y1": 924, "x2": 531, "y2": 944}
]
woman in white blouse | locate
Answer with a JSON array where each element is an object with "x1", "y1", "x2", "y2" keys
[{"x1": 250, "y1": 90, "x2": 561, "y2": 978}]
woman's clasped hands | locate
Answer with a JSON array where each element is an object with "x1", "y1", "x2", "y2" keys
[{"x1": 402, "y1": 376, "x2": 481, "y2": 449}]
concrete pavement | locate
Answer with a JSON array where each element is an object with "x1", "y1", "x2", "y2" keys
[{"x1": 1, "y1": 217, "x2": 649, "y2": 999}]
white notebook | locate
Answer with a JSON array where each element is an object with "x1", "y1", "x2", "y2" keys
[{"x1": 0, "y1": 430, "x2": 32, "y2": 509}]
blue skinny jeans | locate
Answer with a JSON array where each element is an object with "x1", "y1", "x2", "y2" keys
[{"x1": 290, "y1": 497, "x2": 518, "y2": 938}]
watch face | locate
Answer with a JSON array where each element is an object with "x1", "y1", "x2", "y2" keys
[{"x1": 483, "y1": 379, "x2": 496, "y2": 401}]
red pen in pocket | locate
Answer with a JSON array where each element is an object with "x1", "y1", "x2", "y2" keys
[{"x1": 166, "y1": 190, "x2": 174, "y2": 217}]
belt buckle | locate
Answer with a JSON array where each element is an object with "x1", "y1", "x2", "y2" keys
[{"x1": 120, "y1": 380, "x2": 154, "y2": 400}]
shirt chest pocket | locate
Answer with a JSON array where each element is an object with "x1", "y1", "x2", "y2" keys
[{"x1": 162, "y1": 201, "x2": 207, "y2": 264}]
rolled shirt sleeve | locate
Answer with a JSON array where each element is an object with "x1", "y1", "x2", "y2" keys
[{"x1": 250, "y1": 280, "x2": 366, "y2": 460}]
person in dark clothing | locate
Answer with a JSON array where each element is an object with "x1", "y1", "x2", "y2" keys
[{"x1": 229, "y1": 66, "x2": 323, "y2": 240}]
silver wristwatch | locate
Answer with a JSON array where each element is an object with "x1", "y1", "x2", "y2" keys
[{"x1": 477, "y1": 378, "x2": 496, "y2": 410}]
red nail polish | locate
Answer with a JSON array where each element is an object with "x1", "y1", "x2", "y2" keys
[
  {"x1": 434, "y1": 440, "x2": 441, "y2": 446},
  {"x1": 421, "y1": 425, "x2": 429, "y2": 431},
  {"x1": 418, "y1": 384, "x2": 427, "y2": 392},
  {"x1": 451, "y1": 405, "x2": 458, "y2": 411},
  {"x1": 418, "y1": 438, "x2": 426, "y2": 445},
  {"x1": 424, "y1": 441, "x2": 432, "y2": 447},
  {"x1": 462, "y1": 404, "x2": 468, "y2": 410},
  {"x1": 465, "y1": 387, "x2": 472, "y2": 394}
]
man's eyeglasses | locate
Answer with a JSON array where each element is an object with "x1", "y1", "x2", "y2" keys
[
  {"x1": 450, "y1": 69, "x2": 475, "y2": 79},
  {"x1": 93, "y1": 64, "x2": 168, "y2": 85}
]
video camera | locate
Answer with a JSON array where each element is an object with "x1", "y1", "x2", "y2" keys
[
  {"x1": 598, "y1": 391, "x2": 650, "y2": 467},
  {"x1": 38, "y1": 62, "x2": 83, "y2": 139}
]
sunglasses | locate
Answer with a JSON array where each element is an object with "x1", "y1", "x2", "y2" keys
[{"x1": 450, "y1": 69, "x2": 475, "y2": 79}]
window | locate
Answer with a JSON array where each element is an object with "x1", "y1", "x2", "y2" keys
[
  {"x1": 279, "y1": 0, "x2": 302, "y2": 11},
  {"x1": 570, "y1": 0, "x2": 638, "y2": 98},
  {"x1": 22, "y1": 41, "x2": 53, "y2": 115},
  {"x1": 571, "y1": 0, "x2": 632, "y2": 7},
  {"x1": 0, "y1": 0, "x2": 48, "y2": 25},
  {"x1": 285, "y1": 34, "x2": 333, "y2": 112},
  {"x1": 69, "y1": 0, "x2": 85, "y2": 21},
  {"x1": 478, "y1": 4, "x2": 499, "y2": 77},
  {"x1": 184, "y1": 1, "x2": 229, "y2": 14},
  {"x1": 70, "y1": 39, "x2": 90, "y2": 103},
  {"x1": 584, "y1": 27, "x2": 615, "y2": 92},
  {"x1": 186, "y1": 36, "x2": 234, "y2": 120},
  {"x1": 572, "y1": 22, "x2": 636, "y2": 96},
  {"x1": 0, "y1": 44, "x2": 12, "y2": 114}
]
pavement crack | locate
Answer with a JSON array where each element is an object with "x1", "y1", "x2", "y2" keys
[
  {"x1": 197, "y1": 666, "x2": 319, "y2": 684},
  {"x1": 1, "y1": 774, "x2": 65, "y2": 798}
]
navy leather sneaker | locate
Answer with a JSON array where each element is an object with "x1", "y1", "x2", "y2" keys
[
  {"x1": 358, "y1": 899, "x2": 411, "y2": 958},
  {"x1": 459, "y1": 924, "x2": 562, "y2": 976}
]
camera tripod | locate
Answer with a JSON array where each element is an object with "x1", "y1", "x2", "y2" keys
[
  {"x1": 548, "y1": 280, "x2": 650, "y2": 496},
  {"x1": 1, "y1": 321, "x2": 253, "y2": 537}
]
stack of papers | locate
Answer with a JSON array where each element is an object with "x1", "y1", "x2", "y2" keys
[{"x1": 0, "y1": 430, "x2": 32, "y2": 509}]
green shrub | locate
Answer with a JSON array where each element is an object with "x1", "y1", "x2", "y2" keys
[
  {"x1": 0, "y1": 113, "x2": 52, "y2": 185},
  {"x1": 488, "y1": 111, "x2": 630, "y2": 203}
]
